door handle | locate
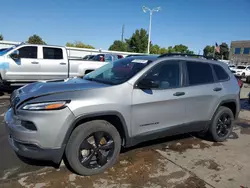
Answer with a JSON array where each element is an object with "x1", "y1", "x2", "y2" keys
[
  {"x1": 60, "y1": 62, "x2": 66, "y2": 65},
  {"x1": 213, "y1": 87, "x2": 222, "y2": 91},
  {"x1": 31, "y1": 62, "x2": 39, "y2": 64},
  {"x1": 173, "y1": 92, "x2": 185, "y2": 96}
]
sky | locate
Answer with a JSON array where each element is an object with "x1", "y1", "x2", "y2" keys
[{"x1": 1, "y1": 0, "x2": 250, "y2": 53}]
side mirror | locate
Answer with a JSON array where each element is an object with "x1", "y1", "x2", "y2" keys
[
  {"x1": 10, "y1": 50, "x2": 20, "y2": 60},
  {"x1": 137, "y1": 79, "x2": 160, "y2": 89}
]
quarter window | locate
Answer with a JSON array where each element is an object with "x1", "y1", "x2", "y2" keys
[
  {"x1": 18, "y1": 46, "x2": 37, "y2": 59},
  {"x1": 186, "y1": 61, "x2": 214, "y2": 85},
  {"x1": 43, "y1": 47, "x2": 63, "y2": 59},
  {"x1": 142, "y1": 61, "x2": 180, "y2": 89},
  {"x1": 213, "y1": 64, "x2": 229, "y2": 81}
]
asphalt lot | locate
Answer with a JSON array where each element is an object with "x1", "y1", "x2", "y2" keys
[{"x1": 0, "y1": 85, "x2": 250, "y2": 188}]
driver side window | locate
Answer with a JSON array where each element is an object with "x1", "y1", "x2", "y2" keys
[
  {"x1": 142, "y1": 61, "x2": 180, "y2": 89},
  {"x1": 18, "y1": 46, "x2": 38, "y2": 59}
]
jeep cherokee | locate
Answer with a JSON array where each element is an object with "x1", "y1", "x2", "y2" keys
[{"x1": 5, "y1": 54, "x2": 240, "y2": 176}]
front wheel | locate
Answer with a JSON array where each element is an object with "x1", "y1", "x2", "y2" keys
[
  {"x1": 65, "y1": 120, "x2": 121, "y2": 176},
  {"x1": 209, "y1": 106, "x2": 234, "y2": 142}
]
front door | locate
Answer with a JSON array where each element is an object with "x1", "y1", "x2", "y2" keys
[
  {"x1": 7, "y1": 46, "x2": 40, "y2": 81},
  {"x1": 131, "y1": 60, "x2": 187, "y2": 137},
  {"x1": 40, "y1": 47, "x2": 68, "y2": 80}
]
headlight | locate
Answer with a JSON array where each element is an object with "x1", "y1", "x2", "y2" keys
[{"x1": 22, "y1": 101, "x2": 68, "y2": 110}]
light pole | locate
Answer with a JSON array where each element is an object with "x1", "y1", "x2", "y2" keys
[{"x1": 142, "y1": 6, "x2": 161, "y2": 54}]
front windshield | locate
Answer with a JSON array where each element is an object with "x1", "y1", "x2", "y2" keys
[{"x1": 84, "y1": 57, "x2": 153, "y2": 85}]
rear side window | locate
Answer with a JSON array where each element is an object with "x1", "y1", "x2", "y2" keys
[
  {"x1": 213, "y1": 64, "x2": 229, "y2": 81},
  {"x1": 19, "y1": 46, "x2": 37, "y2": 59},
  {"x1": 186, "y1": 61, "x2": 214, "y2": 85},
  {"x1": 43, "y1": 47, "x2": 63, "y2": 59}
]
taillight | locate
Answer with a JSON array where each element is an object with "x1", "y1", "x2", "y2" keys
[{"x1": 237, "y1": 79, "x2": 243, "y2": 88}]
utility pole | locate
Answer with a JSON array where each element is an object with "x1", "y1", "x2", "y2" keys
[
  {"x1": 142, "y1": 6, "x2": 161, "y2": 54},
  {"x1": 121, "y1": 24, "x2": 124, "y2": 42}
]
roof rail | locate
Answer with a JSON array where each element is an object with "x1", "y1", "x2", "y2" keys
[{"x1": 158, "y1": 53, "x2": 217, "y2": 60}]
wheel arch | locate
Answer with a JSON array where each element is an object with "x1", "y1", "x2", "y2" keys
[
  {"x1": 62, "y1": 111, "x2": 131, "y2": 148},
  {"x1": 211, "y1": 99, "x2": 238, "y2": 120}
]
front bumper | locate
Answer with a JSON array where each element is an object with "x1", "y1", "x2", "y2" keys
[
  {"x1": 8, "y1": 135, "x2": 64, "y2": 163},
  {"x1": 4, "y1": 107, "x2": 75, "y2": 163}
]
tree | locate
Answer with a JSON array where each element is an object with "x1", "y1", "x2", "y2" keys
[
  {"x1": 203, "y1": 45, "x2": 215, "y2": 57},
  {"x1": 219, "y1": 42, "x2": 229, "y2": 60},
  {"x1": 27, "y1": 34, "x2": 46, "y2": 44},
  {"x1": 126, "y1": 28, "x2": 148, "y2": 53},
  {"x1": 172, "y1": 44, "x2": 194, "y2": 54},
  {"x1": 0, "y1": 34, "x2": 3, "y2": 40},
  {"x1": 159, "y1": 47, "x2": 168, "y2": 54},
  {"x1": 150, "y1": 44, "x2": 161, "y2": 54},
  {"x1": 66, "y1": 41, "x2": 95, "y2": 49},
  {"x1": 108, "y1": 40, "x2": 127, "y2": 51}
]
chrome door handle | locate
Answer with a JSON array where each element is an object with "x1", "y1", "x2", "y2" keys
[
  {"x1": 31, "y1": 62, "x2": 39, "y2": 64},
  {"x1": 60, "y1": 62, "x2": 66, "y2": 65}
]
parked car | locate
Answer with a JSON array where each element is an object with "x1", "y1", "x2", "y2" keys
[
  {"x1": 0, "y1": 48, "x2": 7, "y2": 52},
  {"x1": 228, "y1": 64, "x2": 236, "y2": 71},
  {"x1": 235, "y1": 65, "x2": 250, "y2": 77},
  {"x1": 82, "y1": 55, "x2": 95, "y2": 60},
  {"x1": 0, "y1": 43, "x2": 109, "y2": 86},
  {"x1": 5, "y1": 54, "x2": 240, "y2": 176},
  {"x1": 77, "y1": 54, "x2": 119, "y2": 76}
]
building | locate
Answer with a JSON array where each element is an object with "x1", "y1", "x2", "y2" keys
[{"x1": 229, "y1": 40, "x2": 250, "y2": 65}]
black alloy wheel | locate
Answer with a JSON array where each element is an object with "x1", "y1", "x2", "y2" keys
[
  {"x1": 78, "y1": 131, "x2": 115, "y2": 169},
  {"x1": 65, "y1": 120, "x2": 121, "y2": 176},
  {"x1": 216, "y1": 113, "x2": 232, "y2": 137},
  {"x1": 209, "y1": 106, "x2": 234, "y2": 142}
]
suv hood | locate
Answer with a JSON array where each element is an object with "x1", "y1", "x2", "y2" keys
[{"x1": 12, "y1": 77, "x2": 110, "y2": 102}]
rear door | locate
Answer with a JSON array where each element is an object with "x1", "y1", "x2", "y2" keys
[
  {"x1": 40, "y1": 47, "x2": 68, "y2": 80},
  {"x1": 7, "y1": 46, "x2": 40, "y2": 81},
  {"x1": 183, "y1": 61, "x2": 222, "y2": 124}
]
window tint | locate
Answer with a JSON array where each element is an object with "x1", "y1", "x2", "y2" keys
[
  {"x1": 43, "y1": 47, "x2": 63, "y2": 59},
  {"x1": 213, "y1": 64, "x2": 229, "y2": 81},
  {"x1": 143, "y1": 61, "x2": 180, "y2": 89},
  {"x1": 18, "y1": 46, "x2": 37, "y2": 59},
  {"x1": 186, "y1": 61, "x2": 214, "y2": 85}
]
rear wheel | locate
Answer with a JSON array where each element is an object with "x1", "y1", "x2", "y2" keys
[
  {"x1": 209, "y1": 106, "x2": 234, "y2": 142},
  {"x1": 65, "y1": 120, "x2": 121, "y2": 176}
]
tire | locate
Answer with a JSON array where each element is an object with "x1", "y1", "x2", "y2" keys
[
  {"x1": 247, "y1": 76, "x2": 250, "y2": 83},
  {"x1": 65, "y1": 120, "x2": 121, "y2": 176},
  {"x1": 209, "y1": 106, "x2": 234, "y2": 142},
  {"x1": 242, "y1": 72, "x2": 245, "y2": 78}
]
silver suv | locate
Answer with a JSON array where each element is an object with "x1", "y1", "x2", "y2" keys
[{"x1": 5, "y1": 54, "x2": 240, "y2": 176}]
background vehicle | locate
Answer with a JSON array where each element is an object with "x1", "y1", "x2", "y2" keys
[
  {"x1": 82, "y1": 55, "x2": 95, "y2": 60},
  {"x1": 0, "y1": 48, "x2": 7, "y2": 52},
  {"x1": 0, "y1": 43, "x2": 111, "y2": 86},
  {"x1": 77, "y1": 54, "x2": 119, "y2": 76},
  {"x1": 235, "y1": 65, "x2": 250, "y2": 77},
  {"x1": 5, "y1": 54, "x2": 240, "y2": 176},
  {"x1": 228, "y1": 64, "x2": 236, "y2": 71}
]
